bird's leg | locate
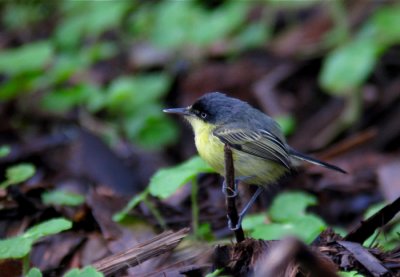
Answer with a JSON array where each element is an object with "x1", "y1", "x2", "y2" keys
[
  {"x1": 228, "y1": 186, "x2": 264, "y2": 231},
  {"x1": 221, "y1": 176, "x2": 253, "y2": 198}
]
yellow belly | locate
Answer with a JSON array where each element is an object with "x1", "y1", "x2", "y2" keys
[{"x1": 190, "y1": 118, "x2": 288, "y2": 186}]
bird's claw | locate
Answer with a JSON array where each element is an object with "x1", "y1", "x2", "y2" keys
[
  {"x1": 227, "y1": 216, "x2": 243, "y2": 231},
  {"x1": 222, "y1": 176, "x2": 254, "y2": 198},
  {"x1": 222, "y1": 180, "x2": 238, "y2": 198}
]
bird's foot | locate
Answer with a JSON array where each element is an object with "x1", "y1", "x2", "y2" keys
[
  {"x1": 221, "y1": 176, "x2": 254, "y2": 198},
  {"x1": 228, "y1": 215, "x2": 243, "y2": 231}
]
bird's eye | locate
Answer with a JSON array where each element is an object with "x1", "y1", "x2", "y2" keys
[{"x1": 200, "y1": 112, "x2": 207, "y2": 119}]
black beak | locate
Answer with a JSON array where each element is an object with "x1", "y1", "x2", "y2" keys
[{"x1": 163, "y1": 107, "x2": 191, "y2": 116}]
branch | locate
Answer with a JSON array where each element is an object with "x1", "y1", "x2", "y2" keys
[
  {"x1": 344, "y1": 196, "x2": 400, "y2": 243},
  {"x1": 93, "y1": 228, "x2": 189, "y2": 276},
  {"x1": 224, "y1": 144, "x2": 245, "y2": 243}
]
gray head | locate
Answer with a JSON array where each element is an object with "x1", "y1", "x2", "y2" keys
[{"x1": 164, "y1": 92, "x2": 254, "y2": 125}]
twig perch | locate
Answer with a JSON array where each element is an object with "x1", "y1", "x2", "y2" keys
[
  {"x1": 224, "y1": 144, "x2": 245, "y2": 243},
  {"x1": 93, "y1": 228, "x2": 189, "y2": 276}
]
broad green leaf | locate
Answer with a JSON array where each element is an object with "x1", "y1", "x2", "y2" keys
[
  {"x1": 133, "y1": 115, "x2": 178, "y2": 149},
  {"x1": 290, "y1": 215, "x2": 326, "y2": 243},
  {"x1": 366, "y1": 4, "x2": 400, "y2": 46},
  {"x1": 64, "y1": 266, "x2": 103, "y2": 277},
  {"x1": 24, "y1": 218, "x2": 72, "y2": 241},
  {"x1": 0, "y1": 218, "x2": 72, "y2": 259},
  {"x1": 1, "y1": 163, "x2": 36, "y2": 188},
  {"x1": 251, "y1": 223, "x2": 294, "y2": 241},
  {"x1": 191, "y1": 2, "x2": 246, "y2": 46},
  {"x1": 56, "y1": 1, "x2": 129, "y2": 48},
  {"x1": 137, "y1": 1, "x2": 247, "y2": 49},
  {"x1": 42, "y1": 190, "x2": 85, "y2": 207},
  {"x1": 269, "y1": 191, "x2": 317, "y2": 222},
  {"x1": 3, "y1": 4, "x2": 44, "y2": 30},
  {"x1": 0, "y1": 72, "x2": 41, "y2": 100},
  {"x1": 235, "y1": 22, "x2": 271, "y2": 49},
  {"x1": 149, "y1": 156, "x2": 214, "y2": 199},
  {"x1": 122, "y1": 104, "x2": 178, "y2": 149},
  {"x1": 0, "y1": 145, "x2": 11, "y2": 158},
  {"x1": 320, "y1": 39, "x2": 379, "y2": 95},
  {"x1": 113, "y1": 190, "x2": 149, "y2": 222},
  {"x1": 0, "y1": 236, "x2": 32, "y2": 259},
  {"x1": 242, "y1": 212, "x2": 268, "y2": 231},
  {"x1": 0, "y1": 41, "x2": 53, "y2": 75},
  {"x1": 26, "y1": 267, "x2": 43, "y2": 277},
  {"x1": 251, "y1": 215, "x2": 325, "y2": 243},
  {"x1": 41, "y1": 85, "x2": 91, "y2": 113},
  {"x1": 106, "y1": 74, "x2": 171, "y2": 114}
]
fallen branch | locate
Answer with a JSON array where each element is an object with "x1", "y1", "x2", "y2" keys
[
  {"x1": 93, "y1": 228, "x2": 189, "y2": 276},
  {"x1": 345, "y1": 196, "x2": 400, "y2": 244},
  {"x1": 224, "y1": 144, "x2": 245, "y2": 243},
  {"x1": 338, "y1": 241, "x2": 390, "y2": 277}
]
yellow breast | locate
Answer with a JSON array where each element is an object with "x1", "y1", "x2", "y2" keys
[
  {"x1": 186, "y1": 116, "x2": 288, "y2": 186},
  {"x1": 188, "y1": 117, "x2": 225, "y2": 174}
]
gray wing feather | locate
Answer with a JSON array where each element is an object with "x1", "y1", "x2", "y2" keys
[{"x1": 213, "y1": 125, "x2": 291, "y2": 169}]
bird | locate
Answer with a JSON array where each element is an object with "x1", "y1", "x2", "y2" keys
[{"x1": 164, "y1": 92, "x2": 345, "y2": 229}]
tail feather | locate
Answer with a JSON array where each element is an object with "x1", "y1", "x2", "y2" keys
[{"x1": 289, "y1": 148, "x2": 347, "y2": 174}]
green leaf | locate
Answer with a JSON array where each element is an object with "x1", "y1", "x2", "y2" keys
[
  {"x1": 205, "y1": 268, "x2": 224, "y2": 277},
  {"x1": 113, "y1": 190, "x2": 149, "y2": 222},
  {"x1": 106, "y1": 74, "x2": 171, "y2": 114},
  {"x1": 320, "y1": 39, "x2": 379, "y2": 95},
  {"x1": 0, "y1": 145, "x2": 11, "y2": 158},
  {"x1": 0, "y1": 236, "x2": 32, "y2": 259},
  {"x1": 41, "y1": 84, "x2": 95, "y2": 113},
  {"x1": 251, "y1": 223, "x2": 294, "y2": 241},
  {"x1": 363, "y1": 202, "x2": 386, "y2": 219},
  {"x1": 149, "y1": 156, "x2": 214, "y2": 199},
  {"x1": 251, "y1": 214, "x2": 325, "y2": 243},
  {"x1": 275, "y1": 115, "x2": 296, "y2": 136},
  {"x1": 42, "y1": 190, "x2": 85, "y2": 207},
  {"x1": 0, "y1": 72, "x2": 41, "y2": 101},
  {"x1": 269, "y1": 191, "x2": 317, "y2": 222},
  {"x1": 1, "y1": 163, "x2": 36, "y2": 188},
  {"x1": 26, "y1": 267, "x2": 43, "y2": 277},
  {"x1": 339, "y1": 271, "x2": 365, "y2": 277},
  {"x1": 290, "y1": 215, "x2": 326, "y2": 243},
  {"x1": 0, "y1": 218, "x2": 72, "y2": 260},
  {"x1": 136, "y1": 1, "x2": 247, "y2": 49},
  {"x1": 64, "y1": 266, "x2": 103, "y2": 277},
  {"x1": 56, "y1": 1, "x2": 129, "y2": 48},
  {"x1": 24, "y1": 218, "x2": 72, "y2": 241},
  {"x1": 0, "y1": 41, "x2": 53, "y2": 75},
  {"x1": 197, "y1": 223, "x2": 215, "y2": 241},
  {"x1": 133, "y1": 115, "x2": 179, "y2": 149},
  {"x1": 235, "y1": 22, "x2": 271, "y2": 49},
  {"x1": 366, "y1": 4, "x2": 400, "y2": 46},
  {"x1": 3, "y1": 4, "x2": 44, "y2": 30},
  {"x1": 242, "y1": 212, "x2": 268, "y2": 231}
]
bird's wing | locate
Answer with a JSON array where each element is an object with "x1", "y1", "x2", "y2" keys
[{"x1": 213, "y1": 125, "x2": 291, "y2": 169}]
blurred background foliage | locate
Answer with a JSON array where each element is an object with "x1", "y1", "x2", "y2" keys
[
  {"x1": 2, "y1": 1, "x2": 400, "y2": 275},
  {"x1": 1, "y1": 0, "x2": 399, "y2": 150}
]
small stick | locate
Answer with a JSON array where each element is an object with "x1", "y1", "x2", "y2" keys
[
  {"x1": 224, "y1": 144, "x2": 245, "y2": 243},
  {"x1": 344, "y1": 196, "x2": 400, "y2": 244},
  {"x1": 93, "y1": 228, "x2": 189, "y2": 276}
]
